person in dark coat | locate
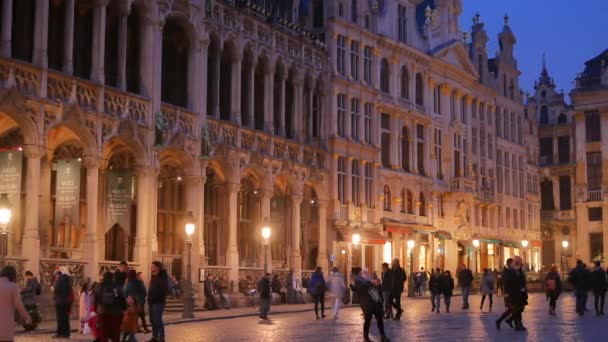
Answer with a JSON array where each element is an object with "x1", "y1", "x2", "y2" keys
[
  {"x1": 457, "y1": 264, "x2": 474, "y2": 309},
  {"x1": 429, "y1": 268, "x2": 443, "y2": 313},
  {"x1": 390, "y1": 259, "x2": 406, "y2": 320},
  {"x1": 502, "y1": 256, "x2": 527, "y2": 331},
  {"x1": 258, "y1": 273, "x2": 271, "y2": 319},
  {"x1": 148, "y1": 261, "x2": 169, "y2": 342},
  {"x1": 496, "y1": 258, "x2": 514, "y2": 330},
  {"x1": 309, "y1": 267, "x2": 327, "y2": 319},
  {"x1": 204, "y1": 274, "x2": 218, "y2": 310},
  {"x1": 115, "y1": 260, "x2": 128, "y2": 287},
  {"x1": 544, "y1": 265, "x2": 562, "y2": 315},
  {"x1": 442, "y1": 270, "x2": 455, "y2": 313},
  {"x1": 95, "y1": 271, "x2": 126, "y2": 342},
  {"x1": 52, "y1": 270, "x2": 73, "y2": 338},
  {"x1": 381, "y1": 263, "x2": 393, "y2": 319},
  {"x1": 350, "y1": 267, "x2": 390, "y2": 342},
  {"x1": 590, "y1": 261, "x2": 607, "y2": 316},
  {"x1": 124, "y1": 269, "x2": 150, "y2": 333},
  {"x1": 569, "y1": 259, "x2": 592, "y2": 316}
]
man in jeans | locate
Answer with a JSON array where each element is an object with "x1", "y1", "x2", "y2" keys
[
  {"x1": 258, "y1": 273, "x2": 272, "y2": 319},
  {"x1": 457, "y1": 264, "x2": 474, "y2": 309},
  {"x1": 148, "y1": 261, "x2": 169, "y2": 342}
]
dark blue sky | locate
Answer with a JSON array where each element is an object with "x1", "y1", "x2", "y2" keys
[{"x1": 460, "y1": 0, "x2": 608, "y2": 99}]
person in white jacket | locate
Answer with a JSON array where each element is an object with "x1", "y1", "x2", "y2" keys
[{"x1": 329, "y1": 267, "x2": 346, "y2": 319}]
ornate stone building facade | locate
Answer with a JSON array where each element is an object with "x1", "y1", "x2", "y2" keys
[
  {"x1": 0, "y1": 0, "x2": 542, "y2": 292},
  {"x1": 534, "y1": 49, "x2": 608, "y2": 269}
]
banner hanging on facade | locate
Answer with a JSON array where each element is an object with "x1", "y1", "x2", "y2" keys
[
  {"x1": 105, "y1": 169, "x2": 132, "y2": 232},
  {"x1": 54, "y1": 160, "x2": 81, "y2": 236},
  {"x1": 0, "y1": 149, "x2": 23, "y2": 196}
]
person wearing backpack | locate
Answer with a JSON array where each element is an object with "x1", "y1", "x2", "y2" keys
[
  {"x1": 591, "y1": 261, "x2": 607, "y2": 316},
  {"x1": 309, "y1": 266, "x2": 327, "y2": 319},
  {"x1": 544, "y1": 265, "x2": 562, "y2": 315},
  {"x1": 350, "y1": 267, "x2": 391, "y2": 342},
  {"x1": 95, "y1": 271, "x2": 126, "y2": 342},
  {"x1": 480, "y1": 268, "x2": 495, "y2": 311}
]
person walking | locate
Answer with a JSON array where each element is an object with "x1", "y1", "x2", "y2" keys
[
  {"x1": 148, "y1": 261, "x2": 169, "y2": 342},
  {"x1": 496, "y1": 258, "x2": 514, "y2": 330},
  {"x1": 329, "y1": 267, "x2": 346, "y2": 319},
  {"x1": 442, "y1": 271, "x2": 455, "y2": 313},
  {"x1": 0, "y1": 266, "x2": 31, "y2": 342},
  {"x1": 125, "y1": 270, "x2": 150, "y2": 334},
  {"x1": 309, "y1": 266, "x2": 327, "y2": 319},
  {"x1": 544, "y1": 265, "x2": 562, "y2": 316},
  {"x1": 52, "y1": 270, "x2": 73, "y2": 339},
  {"x1": 480, "y1": 268, "x2": 495, "y2": 311},
  {"x1": 21, "y1": 270, "x2": 41, "y2": 331},
  {"x1": 429, "y1": 268, "x2": 442, "y2": 313},
  {"x1": 350, "y1": 267, "x2": 390, "y2": 342},
  {"x1": 380, "y1": 263, "x2": 393, "y2": 319},
  {"x1": 258, "y1": 273, "x2": 272, "y2": 319},
  {"x1": 95, "y1": 271, "x2": 127, "y2": 342},
  {"x1": 457, "y1": 264, "x2": 473, "y2": 310},
  {"x1": 569, "y1": 259, "x2": 592, "y2": 316},
  {"x1": 501, "y1": 256, "x2": 527, "y2": 331},
  {"x1": 121, "y1": 295, "x2": 139, "y2": 342},
  {"x1": 390, "y1": 259, "x2": 406, "y2": 320},
  {"x1": 591, "y1": 261, "x2": 607, "y2": 316}
]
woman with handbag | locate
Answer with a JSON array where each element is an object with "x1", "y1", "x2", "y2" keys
[{"x1": 309, "y1": 267, "x2": 327, "y2": 319}]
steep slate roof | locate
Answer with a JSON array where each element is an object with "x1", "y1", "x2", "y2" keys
[{"x1": 577, "y1": 48, "x2": 608, "y2": 90}]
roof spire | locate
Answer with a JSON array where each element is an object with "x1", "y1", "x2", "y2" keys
[{"x1": 542, "y1": 53, "x2": 547, "y2": 73}]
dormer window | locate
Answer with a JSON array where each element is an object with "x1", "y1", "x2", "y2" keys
[{"x1": 541, "y1": 90, "x2": 547, "y2": 98}]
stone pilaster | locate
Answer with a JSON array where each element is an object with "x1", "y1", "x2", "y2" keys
[
  {"x1": 316, "y1": 199, "x2": 329, "y2": 272},
  {"x1": 22, "y1": 145, "x2": 43, "y2": 275},
  {"x1": 83, "y1": 156, "x2": 100, "y2": 280},
  {"x1": 63, "y1": 0, "x2": 75, "y2": 74},
  {"x1": 91, "y1": 1, "x2": 108, "y2": 83},
  {"x1": 290, "y1": 194, "x2": 303, "y2": 276},
  {"x1": 0, "y1": 0, "x2": 12, "y2": 57},
  {"x1": 225, "y1": 183, "x2": 240, "y2": 285}
]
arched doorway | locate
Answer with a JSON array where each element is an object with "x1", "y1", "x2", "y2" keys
[
  {"x1": 157, "y1": 162, "x2": 186, "y2": 279},
  {"x1": 301, "y1": 185, "x2": 319, "y2": 270},
  {"x1": 270, "y1": 183, "x2": 289, "y2": 268},
  {"x1": 238, "y1": 177, "x2": 260, "y2": 267},
  {"x1": 204, "y1": 166, "x2": 226, "y2": 266}
]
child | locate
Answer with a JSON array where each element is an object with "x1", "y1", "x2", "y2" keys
[
  {"x1": 121, "y1": 296, "x2": 139, "y2": 342},
  {"x1": 78, "y1": 283, "x2": 91, "y2": 334}
]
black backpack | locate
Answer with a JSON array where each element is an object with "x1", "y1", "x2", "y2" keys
[
  {"x1": 101, "y1": 286, "x2": 118, "y2": 306},
  {"x1": 35, "y1": 282, "x2": 42, "y2": 295}
]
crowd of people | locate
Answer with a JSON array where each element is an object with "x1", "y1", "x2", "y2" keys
[{"x1": 3, "y1": 253, "x2": 608, "y2": 341}]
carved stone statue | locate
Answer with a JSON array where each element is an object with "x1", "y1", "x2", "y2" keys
[
  {"x1": 453, "y1": 199, "x2": 470, "y2": 238},
  {"x1": 154, "y1": 112, "x2": 167, "y2": 146}
]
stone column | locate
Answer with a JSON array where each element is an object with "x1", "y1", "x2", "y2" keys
[
  {"x1": 225, "y1": 183, "x2": 240, "y2": 285},
  {"x1": 316, "y1": 199, "x2": 329, "y2": 271},
  {"x1": 39, "y1": 158, "x2": 52, "y2": 256},
  {"x1": 211, "y1": 47, "x2": 221, "y2": 118},
  {"x1": 91, "y1": 1, "x2": 107, "y2": 83},
  {"x1": 83, "y1": 157, "x2": 100, "y2": 280},
  {"x1": 33, "y1": 0, "x2": 49, "y2": 67},
  {"x1": 199, "y1": 39, "x2": 209, "y2": 118},
  {"x1": 0, "y1": 0, "x2": 12, "y2": 57},
  {"x1": 552, "y1": 176, "x2": 560, "y2": 210},
  {"x1": 293, "y1": 74, "x2": 304, "y2": 141},
  {"x1": 63, "y1": 0, "x2": 75, "y2": 74},
  {"x1": 244, "y1": 55, "x2": 255, "y2": 128},
  {"x1": 135, "y1": 166, "x2": 155, "y2": 281},
  {"x1": 139, "y1": 16, "x2": 156, "y2": 99},
  {"x1": 264, "y1": 64, "x2": 275, "y2": 133},
  {"x1": 231, "y1": 52, "x2": 242, "y2": 124},
  {"x1": 290, "y1": 194, "x2": 303, "y2": 276},
  {"x1": 22, "y1": 146, "x2": 43, "y2": 275},
  {"x1": 277, "y1": 73, "x2": 286, "y2": 136},
  {"x1": 116, "y1": 4, "x2": 130, "y2": 91}
]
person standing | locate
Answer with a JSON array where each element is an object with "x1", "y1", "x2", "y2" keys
[
  {"x1": 115, "y1": 261, "x2": 129, "y2": 288},
  {"x1": 78, "y1": 282, "x2": 91, "y2": 334},
  {"x1": 329, "y1": 267, "x2": 346, "y2": 319},
  {"x1": 204, "y1": 274, "x2": 218, "y2": 310},
  {"x1": 442, "y1": 271, "x2": 455, "y2": 313},
  {"x1": 125, "y1": 270, "x2": 150, "y2": 334},
  {"x1": 258, "y1": 273, "x2": 272, "y2": 319},
  {"x1": 380, "y1": 263, "x2": 393, "y2": 319},
  {"x1": 53, "y1": 270, "x2": 73, "y2": 339},
  {"x1": 351, "y1": 267, "x2": 390, "y2": 342},
  {"x1": 480, "y1": 268, "x2": 495, "y2": 311},
  {"x1": 148, "y1": 261, "x2": 169, "y2": 342},
  {"x1": 0, "y1": 266, "x2": 31, "y2": 341},
  {"x1": 21, "y1": 270, "x2": 41, "y2": 331},
  {"x1": 591, "y1": 261, "x2": 607, "y2": 316},
  {"x1": 457, "y1": 264, "x2": 473, "y2": 310},
  {"x1": 569, "y1": 259, "x2": 592, "y2": 316},
  {"x1": 429, "y1": 268, "x2": 442, "y2": 313},
  {"x1": 95, "y1": 272, "x2": 126, "y2": 342},
  {"x1": 216, "y1": 276, "x2": 231, "y2": 309},
  {"x1": 390, "y1": 259, "x2": 406, "y2": 320},
  {"x1": 544, "y1": 265, "x2": 562, "y2": 315},
  {"x1": 420, "y1": 267, "x2": 429, "y2": 296},
  {"x1": 309, "y1": 266, "x2": 327, "y2": 319}
]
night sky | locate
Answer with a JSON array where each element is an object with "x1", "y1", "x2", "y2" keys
[{"x1": 460, "y1": 0, "x2": 608, "y2": 99}]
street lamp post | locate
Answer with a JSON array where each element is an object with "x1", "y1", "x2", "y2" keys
[
  {"x1": 521, "y1": 240, "x2": 529, "y2": 268},
  {"x1": 182, "y1": 211, "x2": 195, "y2": 319},
  {"x1": 262, "y1": 226, "x2": 271, "y2": 273},
  {"x1": 472, "y1": 239, "x2": 480, "y2": 274},
  {"x1": 407, "y1": 239, "x2": 415, "y2": 297},
  {"x1": 0, "y1": 194, "x2": 12, "y2": 268},
  {"x1": 562, "y1": 240, "x2": 569, "y2": 275}
]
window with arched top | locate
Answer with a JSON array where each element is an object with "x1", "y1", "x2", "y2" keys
[
  {"x1": 407, "y1": 190, "x2": 413, "y2": 214},
  {"x1": 380, "y1": 59, "x2": 390, "y2": 93},
  {"x1": 419, "y1": 193, "x2": 426, "y2": 216},
  {"x1": 400, "y1": 66, "x2": 409, "y2": 99},
  {"x1": 383, "y1": 185, "x2": 391, "y2": 211},
  {"x1": 415, "y1": 74, "x2": 424, "y2": 106},
  {"x1": 401, "y1": 126, "x2": 410, "y2": 171},
  {"x1": 540, "y1": 106, "x2": 549, "y2": 124}
]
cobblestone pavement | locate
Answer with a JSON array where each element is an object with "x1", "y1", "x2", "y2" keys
[{"x1": 15, "y1": 293, "x2": 606, "y2": 341}]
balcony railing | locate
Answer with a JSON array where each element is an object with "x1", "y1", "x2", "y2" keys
[
  {"x1": 541, "y1": 210, "x2": 555, "y2": 221},
  {"x1": 451, "y1": 177, "x2": 475, "y2": 193},
  {"x1": 588, "y1": 189, "x2": 602, "y2": 202}
]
